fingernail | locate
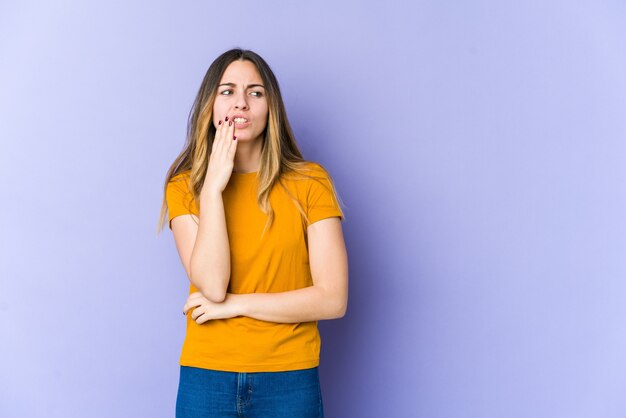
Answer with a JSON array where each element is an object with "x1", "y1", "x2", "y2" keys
[
  {"x1": 218, "y1": 120, "x2": 222, "y2": 125},
  {"x1": 225, "y1": 116, "x2": 229, "y2": 122},
  {"x1": 233, "y1": 136, "x2": 236, "y2": 141}
]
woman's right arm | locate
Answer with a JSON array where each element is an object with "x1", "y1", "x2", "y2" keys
[
  {"x1": 172, "y1": 118, "x2": 238, "y2": 303},
  {"x1": 188, "y1": 190, "x2": 230, "y2": 302}
]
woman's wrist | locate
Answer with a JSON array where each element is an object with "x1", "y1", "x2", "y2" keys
[
  {"x1": 225, "y1": 293, "x2": 247, "y2": 318},
  {"x1": 200, "y1": 186, "x2": 222, "y2": 203}
]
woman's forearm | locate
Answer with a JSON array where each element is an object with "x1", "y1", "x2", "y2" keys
[
  {"x1": 228, "y1": 285, "x2": 347, "y2": 323},
  {"x1": 189, "y1": 190, "x2": 230, "y2": 302}
]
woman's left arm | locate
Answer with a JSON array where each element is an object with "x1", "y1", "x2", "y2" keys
[
  {"x1": 232, "y1": 217, "x2": 348, "y2": 322},
  {"x1": 184, "y1": 217, "x2": 348, "y2": 323}
]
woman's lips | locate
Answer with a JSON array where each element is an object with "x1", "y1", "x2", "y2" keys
[{"x1": 234, "y1": 120, "x2": 250, "y2": 128}]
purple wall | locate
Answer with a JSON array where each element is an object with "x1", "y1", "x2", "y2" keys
[{"x1": 2, "y1": 1, "x2": 625, "y2": 417}]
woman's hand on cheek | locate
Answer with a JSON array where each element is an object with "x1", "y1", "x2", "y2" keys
[
  {"x1": 183, "y1": 292, "x2": 240, "y2": 324},
  {"x1": 202, "y1": 116, "x2": 238, "y2": 197}
]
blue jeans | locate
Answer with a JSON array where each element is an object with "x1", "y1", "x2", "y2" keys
[{"x1": 176, "y1": 365, "x2": 324, "y2": 417}]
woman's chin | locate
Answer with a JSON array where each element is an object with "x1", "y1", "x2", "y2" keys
[{"x1": 236, "y1": 134, "x2": 262, "y2": 143}]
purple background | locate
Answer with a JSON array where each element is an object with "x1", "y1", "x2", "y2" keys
[{"x1": 2, "y1": 1, "x2": 626, "y2": 417}]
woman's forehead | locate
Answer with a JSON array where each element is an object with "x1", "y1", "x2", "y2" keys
[{"x1": 220, "y1": 60, "x2": 263, "y2": 84}]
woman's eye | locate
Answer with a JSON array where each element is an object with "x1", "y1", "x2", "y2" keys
[{"x1": 219, "y1": 90, "x2": 263, "y2": 97}]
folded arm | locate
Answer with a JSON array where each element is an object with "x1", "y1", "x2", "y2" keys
[
  {"x1": 183, "y1": 216, "x2": 349, "y2": 324},
  {"x1": 171, "y1": 190, "x2": 230, "y2": 303},
  {"x1": 224, "y1": 217, "x2": 348, "y2": 323},
  {"x1": 227, "y1": 216, "x2": 348, "y2": 323}
]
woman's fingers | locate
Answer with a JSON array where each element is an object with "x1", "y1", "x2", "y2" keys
[
  {"x1": 224, "y1": 117, "x2": 235, "y2": 146},
  {"x1": 203, "y1": 116, "x2": 238, "y2": 194},
  {"x1": 214, "y1": 117, "x2": 235, "y2": 154},
  {"x1": 191, "y1": 307, "x2": 202, "y2": 320},
  {"x1": 211, "y1": 119, "x2": 222, "y2": 153},
  {"x1": 183, "y1": 292, "x2": 203, "y2": 314},
  {"x1": 226, "y1": 118, "x2": 237, "y2": 155},
  {"x1": 214, "y1": 118, "x2": 226, "y2": 151},
  {"x1": 191, "y1": 304, "x2": 211, "y2": 323},
  {"x1": 228, "y1": 131, "x2": 238, "y2": 158},
  {"x1": 217, "y1": 118, "x2": 236, "y2": 163}
]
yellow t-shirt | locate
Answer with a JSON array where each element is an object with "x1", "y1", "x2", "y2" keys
[{"x1": 165, "y1": 161, "x2": 343, "y2": 372}]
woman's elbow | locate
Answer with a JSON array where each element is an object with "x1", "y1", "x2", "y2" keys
[
  {"x1": 189, "y1": 275, "x2": 227, "y2": 303},
  {"x1": 200, "y1": 284, "x2": 227, "y2": 303},
  {"x1": 321, "y1": 282, "x2": 348, "y2": 319},
  {"x1": 189, "y1": 268, "x2": 229, "y2": 303},
  {"x1": 330, "y1": 297, "x2": 348, "y2": 319},
  {"x1": 205, "y1": 292, "x2": 226, "y2": 303}
]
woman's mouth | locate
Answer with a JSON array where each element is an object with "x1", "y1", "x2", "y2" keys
[{"x1": 232, "y1": 117, "x2": 250, "y2": 128}]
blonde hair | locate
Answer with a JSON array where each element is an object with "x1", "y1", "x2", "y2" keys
[{"x1": 156, "y1": 48, "x2": 343, "y2": 235}]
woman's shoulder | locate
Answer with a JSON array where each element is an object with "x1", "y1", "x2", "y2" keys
[
  {"x1": 166, "y1": 170, "x2": 193, "y2": 199},
  {"x1": 285, "y1": 160, "x2": 332, "y2": 180},
  {"x1": 169, "y1": 169, "x2": 191, "y2": 183}
]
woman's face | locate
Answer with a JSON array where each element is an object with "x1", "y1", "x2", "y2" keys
[{"x1": 213, "y1": 60, "x2": 269, "y2": 143}]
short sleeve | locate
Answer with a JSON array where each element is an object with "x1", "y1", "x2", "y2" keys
[
  {"x1": 165, "y1": 173, "x2": 198, "y2": 229},
  {"x1": 305, "y1": 165, "x2": 344, "y2": 226}
]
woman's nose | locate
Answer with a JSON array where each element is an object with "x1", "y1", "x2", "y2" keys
[{"x1": 234, "y1": 91, "x2": 249, "y2": 110}]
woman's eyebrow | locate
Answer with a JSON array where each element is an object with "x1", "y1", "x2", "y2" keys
[{"x1": 218, "y1": 83, "x2": 265, "y2": 89}]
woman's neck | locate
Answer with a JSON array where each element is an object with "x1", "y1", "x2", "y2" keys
[{"x1": 233, "y1": 138, "x2": 263, "y2": 173}]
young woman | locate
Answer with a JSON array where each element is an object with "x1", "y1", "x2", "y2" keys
[{"x1": 157, "y1": 48, "x2": 348, "y2": 417}]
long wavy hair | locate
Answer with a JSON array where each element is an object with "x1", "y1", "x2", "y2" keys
[{"x1": 156, "y1": 48, "x2": 342, "y2": 235}]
